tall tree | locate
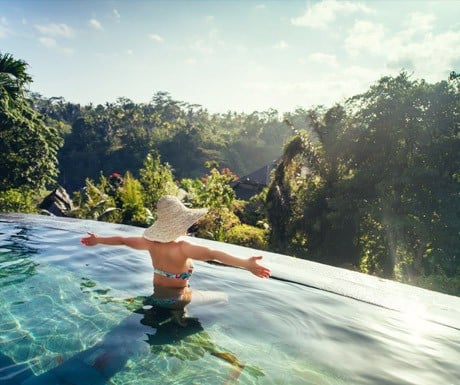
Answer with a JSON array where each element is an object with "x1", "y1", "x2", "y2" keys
[
  {"x1": 0, "y1": 52, "x2": 62, "y2": 191},
  {"x1": 347, "y1": 74, "x2": 460, "y2": 277},
  {"x1": 266, "y1": 73, "x2": 460, "y2": 280}
]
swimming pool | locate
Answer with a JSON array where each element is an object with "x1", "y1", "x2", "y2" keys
[{"x1": 1, "y1": 214, "x2": 459, "y2": 385}]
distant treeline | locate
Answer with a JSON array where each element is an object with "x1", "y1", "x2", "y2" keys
[
  {"x1": 30, "y1": 91, "x2": 302, "y2": 192},
  {"x1": 1, "y1": 51, "x2": 459, "y2": 295}
]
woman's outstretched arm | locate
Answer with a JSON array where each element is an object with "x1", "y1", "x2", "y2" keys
[
  {"x1": 80, "y1": 232, "x2": 149, "y2": 250},
  {"x1": 180, "y1": 241, "x2": 271, "y2": 278}
]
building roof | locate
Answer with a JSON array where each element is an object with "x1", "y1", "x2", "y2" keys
[{"x1": 231, "y1": 159, "x2": 280, "y2": 200}]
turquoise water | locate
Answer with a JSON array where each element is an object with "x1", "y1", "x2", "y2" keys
[{"x1": 1, "y1": 214, "x2": 459, "y2": 385}]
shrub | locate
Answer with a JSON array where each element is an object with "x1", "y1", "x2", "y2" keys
[
  {"x1": 119, "y1": 172, "x2": 152, "y2": 226},
  {"x1": 0, "y1": 188, "x2": 38, "y2": 213},
  {"x1": 195, "y1": 208, "x2": 240, "y2": 241},
  {"x1": 72, "y1": 177, "x2": 119, "y2": 222},
  {"x1": 226, "y1": 224, "x2": 268, "y2": 250}
]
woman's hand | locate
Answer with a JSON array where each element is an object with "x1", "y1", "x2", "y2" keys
[
  {"x1": 80, "y1": 232, "x2": 98, "y2": 246},
  {"x1": 246, "y1": 256, "x2": 271, "y2": 278}
]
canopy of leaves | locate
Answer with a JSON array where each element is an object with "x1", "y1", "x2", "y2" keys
[
  {"x1": 0, "y1": 52, "x2": 62, "y2": 192},
  {"x1": 266, "y1": 72, "x2": 460, "y2": 281},
  {"x1": 30, "y1": 92, "x2": 294, "y2": 192}
]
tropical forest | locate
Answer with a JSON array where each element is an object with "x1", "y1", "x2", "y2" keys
[{"x1": 1, "y1": 52, "x2": 459, "y2": 295}]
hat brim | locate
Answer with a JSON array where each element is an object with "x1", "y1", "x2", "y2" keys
[{"x1": 143, "y1": 208, "x2": 207, "y2": 242}]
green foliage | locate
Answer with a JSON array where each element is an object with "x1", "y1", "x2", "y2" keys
[
  {"x1": 226, "y1": 224, "x2": 268, "y2": 250},
  {"x1": 347, "y1": 74, "x2": 460, "y2": 278},
  {"x1": 266, "y1": 72, "x2": 460, "y2": 286},
  {"x1": 0, "y1": 52, "x2": 62, "y2": 192},
  {"x1": 180, "y1": 164, "x2": 237, "y2": 209},
  {"x1": 233, "y1": 193, "x2": 269, "y2": 228},
  {"x1": 0, "y1": 52, "x2": 32, "y2": 96},
  {"x1": 181, "y1": 163, "x2": 241, "y2": 241},
  {"x1": 28, "y1": 90, "x2": 294, "y2": 192},
  {"x1": 196, "y1": 207, "x2": 241, "y2": 242},
  {"x1": 0, "y1": 188, "x2": 37, "y2": 213},
  {"x1": 358, "y1": 213, "x2": 389, "y2": 276},
  {"x1": 196, "y1": 164, "x2": 238, "y2": 209},
  {"x1": 72, "y1": 172, "x2": 153, "y2": 227},
  {"x1": 139, "y1": 152, "x2": 178, "y2": 212},
  {"x1": 72, "y1": 176, "x2": 119, "y2": 221},
  {"x1": 118, "y1": 172, "x2": 152, "y2": 226},
  {"x1": 404, "y1": 273, "x2": 460, "y2": 297},
  {"x1": 266, "y1": 131, "x2": 326, "y2": 257}
]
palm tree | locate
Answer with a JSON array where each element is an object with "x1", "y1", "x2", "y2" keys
[{"x1": 0, "y1": 52, "x2": 32, "y2": 100}]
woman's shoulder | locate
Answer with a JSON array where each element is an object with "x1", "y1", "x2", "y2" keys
[
  {"x1": 174, "y1": 238, "x2": 193, "y2": 250},
  {"x1": 175, "y1": 239, "x2": 213, "y2": 260}
]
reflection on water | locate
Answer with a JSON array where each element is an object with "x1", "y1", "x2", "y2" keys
[
  {"x1": 0, "y1": 225, "x2": 39, "y2": 288},
  {"x1": 1, "y1": 214, "x2": 459, "y2": 385},
  {"x1": 137, "y1": 301, "x2": 264, "y2": 382}
]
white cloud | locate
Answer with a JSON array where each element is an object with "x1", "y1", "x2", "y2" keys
[
  {"x1": 206, "y1": 15, "x2": 215, "y2": 23},
  {"x1": 0, "y1": 17, "x2": 9, "y2": 39},
  {"x1": 34, "y1": 21, "x2": 75, "y2": 54},
  {"x1": 387, "y1": 30, "x2": 460, "y2": 79},
  {"x1": 273, "y1": 40, "x2": 288, "y2": 50},
  {"x1": 113, "y1": 9, "x2": 121, "y2": 21},
  {"x1": 341, "y1": 65, "x2": 382, "y2": 84},
  {"x1": 242, "y1": 79, "x2": 333, "y2": 111},
  {"x1": 339, "y1": 10, "x2": 460, "y2": 84},
  {"x1": 323, "y1": 65, "x2": 384, "y2": 101},
  {"x1": 405, "y1": 12, "x2": 436, "y2": 34},
  {"x1": 305, "y1": 52, "x2": 339, "y2": 67},
  {"x1": 38, "y1": 36, "x2": 74, "y2": 55},
  {"x1": 148, "y1": 33, "x2": 164, "y2": 42},
  {"x1": 34, "y1": 22, "x2": 74, "y2": 38},
  {"x1": 235, "y1": 44, "x2": 248, "y2": 54},
  {"x1": 291, "y1": 0, "x2": 373, "y2": 29},
  {"x1": 187, "y1": 28, "x2": 224, "y2": 56},
  {"x1": 39, "y1": 36, "x2": 57, "y2": 48},
  {"x1": 345, "y1": 20, "x2": 385, "y2": 56},
  {"x1": 190, "y1": 39, "x2": 214, "y2": 54},
  {"x1": 89, "y1": 18, "x2": 103, "y2": 31},
  {"x1": 388, "y1": 12, "x2": 436, "y2": 46},
  {"x1": 255, "y1": 4, "x2": 266, "y2": 10},
  {"x1": 244, "y1": 62, "x2": 383, "y2": 111},
  {"x1": 185, "y1": 57, "x2": 197, "y2": 65}
]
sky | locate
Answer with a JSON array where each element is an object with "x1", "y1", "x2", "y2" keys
[{"x1": 1, "y1": 0, "x2": 460, "y2": 113}]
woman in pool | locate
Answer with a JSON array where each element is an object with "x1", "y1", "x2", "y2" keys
[{"x1": 81, "y1": 195, "x2": 271, "y2": 309}]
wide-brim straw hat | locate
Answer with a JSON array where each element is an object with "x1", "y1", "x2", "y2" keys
[{"x1": 143, "y1": 195, "x2": 208, "y2": 242}]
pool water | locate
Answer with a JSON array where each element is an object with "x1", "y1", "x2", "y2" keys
[{"x1": 1, "y1": 214, "x2": 459, "y2": 385}]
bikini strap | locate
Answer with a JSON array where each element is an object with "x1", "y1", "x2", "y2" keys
[{"x1": 154, "y1": 267, "x2": 193, "y2": 280}]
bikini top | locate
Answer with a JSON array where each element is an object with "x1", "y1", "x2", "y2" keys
[{"x1": 154, "y1": 265, "x2": 194, "y2": 280}]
